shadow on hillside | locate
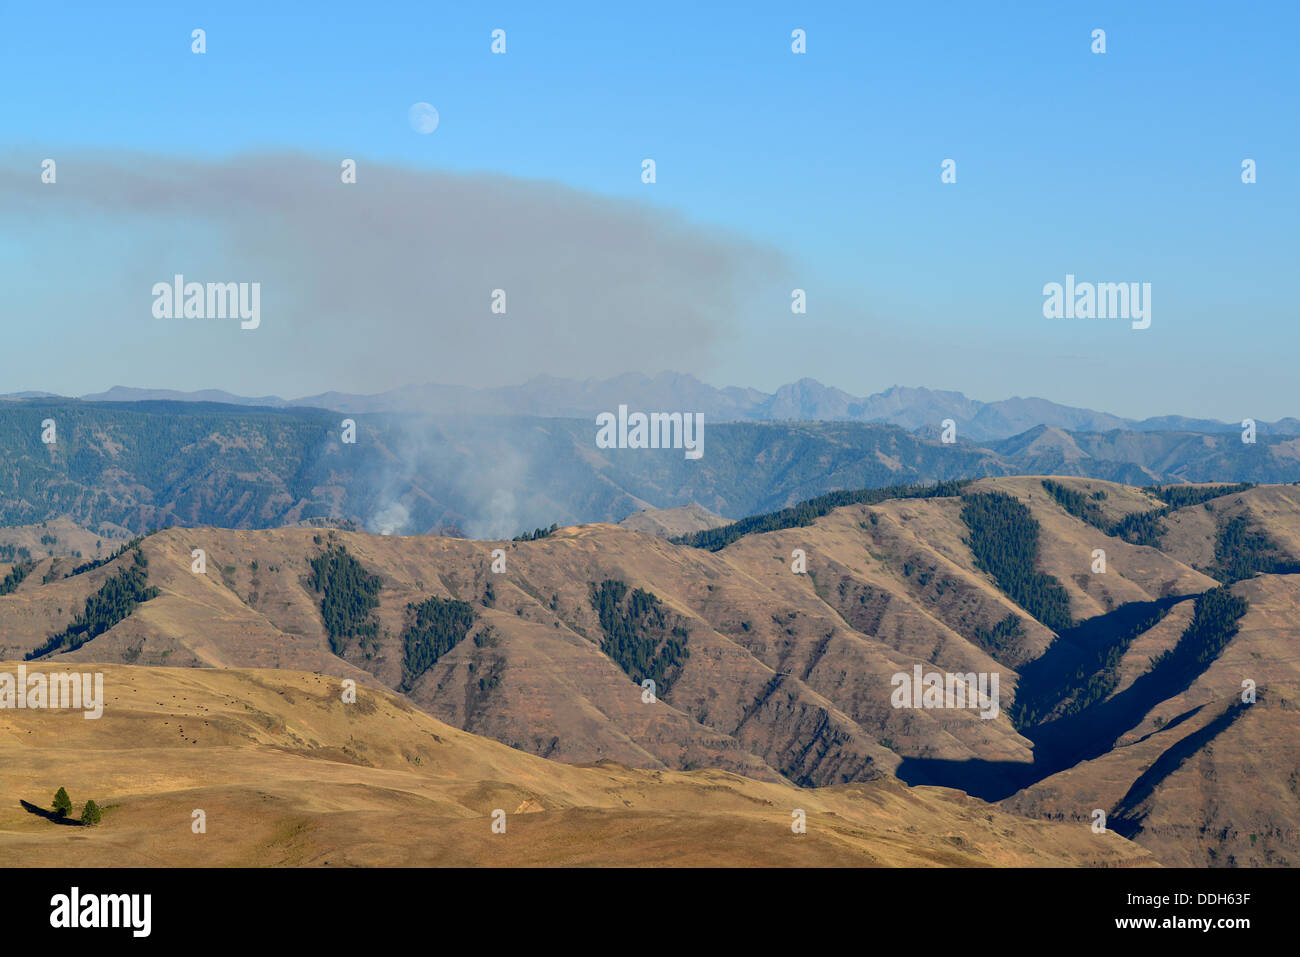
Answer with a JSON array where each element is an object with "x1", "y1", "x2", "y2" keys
[
  {"x1": 894, "y1": 756, "x2": 1038, "y2": 800},
  {"x1": 1108, "y1": 700, "x2": 1248, "y2": 838},
  {"x1": 1012, "y1": 596, "x2": 1191, "y2": 710},
  {"x1": 896, "y1": 592, "x2": 1228, "y2": 802},
  {"x1": 19, "y1": 799, "x2": 85, "y2": 826}
]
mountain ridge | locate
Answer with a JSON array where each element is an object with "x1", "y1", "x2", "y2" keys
[
  {"x1": 2, "y1": 399, "x2": 1298, "y2": 538},
  {"x1": 4, "y1": 476, "x2": 1296, "y2": 865},
  {"x1": 21, "y1": 374, "x2": 1299, "y2": 441}
]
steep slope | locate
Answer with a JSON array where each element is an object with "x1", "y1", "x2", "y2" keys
[
  {"x1": 1005, "y1": 572, "x2": 1300, "y2": 866},
  {"x1": 997, "y1": 568, "x2": 1300, "y2": 867},
  {"x1": 968, "y1": 477, "x2": 1219, "y2": 619},
  {"x1": 6, "y1": 480, "x2": 1300, "y2": 865},
  {"x1": 4, "y1": 484, "x2": 1192, "y2": 791},
  {"x1": 1159, "y1": 484, "x2": 1300, "y2": 576}
]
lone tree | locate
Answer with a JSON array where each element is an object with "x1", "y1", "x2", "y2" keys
[
  {"x1": 80, "y1": 800, "x2": 102, "y2": 826},
  {"x1": 52, "y1": 787, "x2": 72, "y2": 817}
]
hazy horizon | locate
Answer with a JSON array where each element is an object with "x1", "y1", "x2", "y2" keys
[
  {"x1": 6, "y1": 370, "x2": 1295, "y2": 428},
  {"x1": 3, "y1": 3, "x2": 1296, "y2": 417}
]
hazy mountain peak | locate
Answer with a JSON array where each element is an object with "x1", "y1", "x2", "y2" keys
[{"x1": 67, "y1": 374, "x2": 1300, "y2": 442}]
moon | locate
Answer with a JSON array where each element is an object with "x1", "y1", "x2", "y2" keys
[{"x1": 408, "y1": 102, "x2": 439, "y2": 134}]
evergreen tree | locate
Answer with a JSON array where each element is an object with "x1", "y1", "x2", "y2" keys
[
  {"x1": 589, "y1": 580, "x2": 689, "y2": 694},
  {"x1": 1041, "y1": 480, "x2": 1109, "y2": 530},
  {"x1": 398, "y1": 596, "x2": 477, "y2": 691},
  {"x1": 960, "y1": 491, "x2": 1074, "y2": 633},
  {"x1": 80, "y1": 800, "x2": 102, "y2": 826},
  {"x1": 1149, "y1": 483, "x2": 1253, "y2": 508},
  {"x1": 677, "y1": 480, "x2": 972, "y2": 551},
  {"x1": 0, "y1": 561, "x2": 35, "y2": 596},
  {"x1": 307, "y1": 544, "x2": 383, "y2": 655},
  {"x1": 1147, "y1": 587, "x2": 1249, "y2": 678},
  {"x1": 52, "y1": 787, "x2": 72, "y2": 817},
  {"x1": 26, "y1": 547, "x2": 160, "y2": 659},
  {"x1": 1210, "y1": 514, "x2": 1300, "y2": 583}
]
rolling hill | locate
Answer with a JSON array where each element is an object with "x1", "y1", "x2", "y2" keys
[
  {"x1": 4, "y1": 477, "x2": 1298, "y2": 865},
  {"x1": 0, "y1": 665, "x2": 1153, "y2": 867}
]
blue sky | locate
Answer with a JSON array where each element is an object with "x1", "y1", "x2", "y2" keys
[{"x1": 1, "y1": 1, "x2": 1296, "y2": 419}]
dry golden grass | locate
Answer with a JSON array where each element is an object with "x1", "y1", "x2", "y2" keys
[
  {"x1": 5, "y1": 481, "x2": 1299, "y2": 866},
  {"x1": 0, "y1": 664, "x2": 1153, "y2": 867}
]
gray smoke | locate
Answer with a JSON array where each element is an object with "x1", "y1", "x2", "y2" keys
[
  {"x1": 1, "y1": 148, "x2": 795, "y2": 538},
  {"x1": 0, "y1": 149, "x2": 790, "y2": 395}
]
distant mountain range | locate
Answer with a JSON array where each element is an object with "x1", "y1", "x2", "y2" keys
[
  {"x1": 1, "y1": 398, "x2": 1298, "y2": 537},
  {"x1": 12, "y1": 373, "x2": 1298, "y2": 441}
]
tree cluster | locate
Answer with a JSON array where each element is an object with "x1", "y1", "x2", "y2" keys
[
  {"x1": 1043, "y1": 480, "x2": 1260, "y2": 549},
  {"x1": 512, "y1": 523, "x2": 558, "y2": 542},
  {"x1": 0, "y1": 561, "x2": 35, "y2": 596},
  {"x1": 307, "y1": 544, "x2": 384, "y2": 655},
  {"x1": 51, "y1": 787, "x2": 102, "y2": 826},
  {"x1": 68, "y1": 535, "x2": 146, "y2": 577},
  {"x1": 589, "y1": 579, "x2": 689, "y2": 694},
  {"x1": 960, "y1": 492, "x2": 1074, "y2": 634},
  {"x1": 26, "y1": 547, "x2": 159, "y2": 659},
  {"x1": 1148, "y1": 586, "x2": 1249, "y2": 679},
  {"x1": 971, "y1": 613, "x2": 1025, "y2": 658},
  {"x1": 676, "y1": 480, "x2": 972, "y2": 551},
  {"x1": 1149, "y1": 483, "x2": 1254, "y2": 508},
  {"x1": 1009, "y1": 605, "x2": 1169, "y2": 730},
  {"x1": 1210, "y1": 514, "x2": 1300, "y2": 583},
  {"x1": 399, "y1": 595, "x2": 477, "y2": 692}
]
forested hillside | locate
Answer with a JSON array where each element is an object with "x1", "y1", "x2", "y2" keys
[
  {"x1": 399, "y1": 596, "x2": 477, "y2": 692},
  {"x1": 589, "y1": 580, "x2": 690, "y2": 696},
  {"x1": 960, "y1": 491, "x2": 1074, "y2": 633},
  {"x1": 307, "y1": 542, "x2": 383, "y2": 655},
  {"x1": 25, "y1": 546, "x2": 159, "y2": 659}
]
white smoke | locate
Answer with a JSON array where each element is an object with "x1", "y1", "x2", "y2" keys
[{"x1": 369, "y1": 501, "x2": 411, "y2": 536}]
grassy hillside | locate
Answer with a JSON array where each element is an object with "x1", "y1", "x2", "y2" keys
[
  {"x1": 3, "y1": 478, "x2": 1299, "y2": 865},
  {"x1": 0, "y1": 664, "x2": 1153, "y2": 867}
]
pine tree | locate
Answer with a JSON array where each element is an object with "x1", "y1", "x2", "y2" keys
[
  {"x1": 80, "y1": 800, "x2": 102, "y2": 826},
  {"x1": 52, "y1": 787, "x2": 72, "y2": 817}
]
